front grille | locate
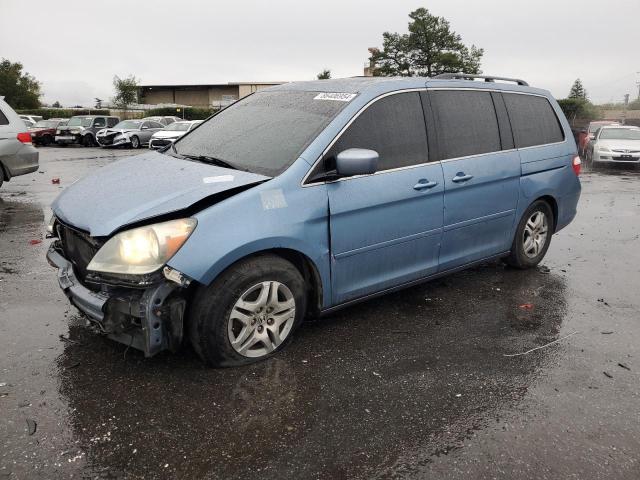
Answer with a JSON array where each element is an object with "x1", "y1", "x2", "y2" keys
[
  {"x1": 151, "y1": 139, "x2": 171, "y2": 147},
  {"x1": 56, "y1": 223, "x2": 104, "y2": 288},
  {"x1": 612, "y1": 156, "x2": 639, "y2": 161},
  {"x1": 97, "y1": 134, "x2": 117, "y2": 145}
]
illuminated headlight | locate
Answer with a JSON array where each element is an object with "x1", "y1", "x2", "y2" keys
[{"x1": 87, "y1": 218, "x2": 197, "y2": 275}]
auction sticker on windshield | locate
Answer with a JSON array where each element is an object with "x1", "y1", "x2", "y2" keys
[{"x1": 314, "y1": 92, "x2": 357, "y2": 102}]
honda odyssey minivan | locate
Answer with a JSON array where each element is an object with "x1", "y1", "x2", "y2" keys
[{"x1": 47, "y1": 75, "x2": 581, "y2": 366}]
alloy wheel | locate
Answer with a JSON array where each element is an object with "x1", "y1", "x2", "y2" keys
[
  {"x1": 227, "y1": 281, "x2": 296, "y2": 358},
  {"x1": 522, "y1": 210, "x2": 548, "y2": 259}
]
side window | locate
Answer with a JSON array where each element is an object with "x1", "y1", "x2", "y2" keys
[
  {"x1": 93, "y1": 117, "x2": 106, "y2": 128},
  {"x1": 429, "y1": 90, "x2": 501, "y2": 160},
  {"x1": 151, "y1": 121, "x2": 164, "y2": 128},
  {"x1": 0, "y1": 108, "x2": 9, "y2": 126},
  {"x1": 326, "y1": 92, "x2": 429, "y2": 172},
  {"x1": 107, "y1": 118, "x2": 118, "y2": 127},
  {"x1": 503, "y1": 93, "x2": 564, "y2": 148}
]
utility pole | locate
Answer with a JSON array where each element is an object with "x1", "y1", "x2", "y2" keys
[{"x1": 622, "y1": 94, "x2": 630, "y2": 125}]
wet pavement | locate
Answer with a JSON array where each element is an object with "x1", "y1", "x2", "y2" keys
[{"x1": 1, "y1": 147, "x2": 639, "y2": 479}]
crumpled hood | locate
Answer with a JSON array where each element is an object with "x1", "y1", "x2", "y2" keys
[
  {"x1": 52, "y1": 151, "x2": 270, "y2": 236},
  {"x1": 98, "y1": 129, "x2": 136, "y2": 136}
]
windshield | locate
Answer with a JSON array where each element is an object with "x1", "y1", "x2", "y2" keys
[
  {"x1": 599, "y1": 128, "x2": 640, "y2": 141},
  {"x1": 34, "y1": 120, "x2": 59, "y2": 128},
  {"x1": 172, "y1": 91, "x2": 350, "y2": 176},
  {"x1": 113, "y1": 120, "x2": 142, "y2": 130},
  {"x1": 589, "y1": 123, "x2": 615, "y2": 133},
  {"x1": 165, "y1": 122, "x2": 191, "y2": 132},
  {"x1": 67, "y1": 117, "x2": 93, "y2": 127}
]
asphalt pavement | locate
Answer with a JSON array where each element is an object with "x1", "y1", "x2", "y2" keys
[{"x1": 1, "y1": 147, "x2": 639, "y2": 479}]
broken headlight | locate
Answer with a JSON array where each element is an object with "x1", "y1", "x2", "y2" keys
[{"x1": 87, "y1": 218, "x2": 196, "y2": 275}]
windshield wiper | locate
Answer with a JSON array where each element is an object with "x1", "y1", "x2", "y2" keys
[{"x1": 181, "y1": 153, "x2": 240, "y2": 171}]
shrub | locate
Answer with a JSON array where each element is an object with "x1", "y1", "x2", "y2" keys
[
  {"x1": 16, "y1": 108, "x2": 111, "y2": 119},
  {"x1": 144, "y1": 106, "x2": 217, "y2": 120}
]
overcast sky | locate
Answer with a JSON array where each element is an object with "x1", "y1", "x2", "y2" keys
[{"x1": 1, "y1": 0, "x2": 639, "y2": 106}]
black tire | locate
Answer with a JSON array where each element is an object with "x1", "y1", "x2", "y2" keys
[
  {"x1": 42, "y1": 135, "x2": 53, "y2": 146},
  {"x1": 504, "y1": 200, "x2": 554, "y2": 269},
  {"x1": 188, "y1": 254, "x2": 307, "y2": 367},
  {"x1": 131, "y1": 136, "x2": 140, "y2": 149},
  {"x1": 82, "y1": 134, "x2": 94, "y2": 147}
]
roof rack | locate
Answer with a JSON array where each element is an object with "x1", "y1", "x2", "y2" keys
[{"x1": 432, "y1": 73, "x2": 529, "y2": 86}]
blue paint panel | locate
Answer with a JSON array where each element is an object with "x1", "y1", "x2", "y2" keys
[
  {"x1": 327, "y1": 163, "x2": 444, "y2": 304},
  {"x1": 439, "y1": 150, "x2": 521, "y2": 270}
]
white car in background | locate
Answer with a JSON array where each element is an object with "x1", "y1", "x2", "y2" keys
[
  {"x1": 148, "y1": 120, "x2": 203, "y2": 149},
  {"x1": 587, "y1": 126, "x2": 640, "y2": 166},
  {"x1": 19, "y1": 114, "x2": 44, "y2": 128}
]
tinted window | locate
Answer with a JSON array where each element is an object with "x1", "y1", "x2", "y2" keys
[
  {"x1": 326, "y1": 92, "x2": 428, "y2": 171},
  {"x1": 0, "y1": 108, "x2": 9, "y2": 126},
  {"x1": 503, "y1": 93, "x2": 564, "y2": 148},
  {"x1": 174, "y1": 91, "x2": 348, "y2": 177},
  {"x1": 93, "y1": 117, "x2": 106, "y2": 128},
  {"x1": 430, "y1": 90, "x2": 501, "y2": 160},
  {"x1": 107, "y1": 118, "x2": 118, "y2": 127}
]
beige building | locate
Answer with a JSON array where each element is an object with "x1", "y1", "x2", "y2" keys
[{"x1": 138, "y1": 82, "x2": 285, "y2": 109}]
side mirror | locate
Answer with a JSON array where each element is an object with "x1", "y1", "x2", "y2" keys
[
  {"x1": 141, "y1": 126, "x2": 149, "y2": 130},
  {"x1": 335, "y1": 148, "x2": 379, "y2": 177}
]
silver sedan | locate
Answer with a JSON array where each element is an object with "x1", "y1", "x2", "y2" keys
[{"x1": 96, "y1": 119, "x2": 165, "y2": 148}]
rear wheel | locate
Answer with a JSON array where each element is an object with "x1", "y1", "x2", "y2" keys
[
  {"x1": 42, "y1": 135, "x2": 53, "y2": 146},
  {"x1": 130, "y1": 136, "x2": 140, "y2": 149},
  {"x1": 504, "y1": 200, "x2": 553, "y2": 269},
  {"x1": 188, "y1": 254, "x2": 307, "y2": 367}
]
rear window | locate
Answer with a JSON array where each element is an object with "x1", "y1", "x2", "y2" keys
[
  {"x1": 430, "y1": 90, "x2": 501, "y2": 160},
  {"x1": 503, "y1": 93, "x2": 564, "y2": 148}
]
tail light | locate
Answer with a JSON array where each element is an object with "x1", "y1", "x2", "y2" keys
[
  {"x1": 572, "y1": 155, "x2": 581, "y2": 176},
  {"x1": 17, "y1": 132, "x2": 32, "y2": 144}
]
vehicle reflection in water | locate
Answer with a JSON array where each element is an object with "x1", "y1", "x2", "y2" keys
[{"x1": 56, "y1": 262, "x2": 567, "y2": 479}]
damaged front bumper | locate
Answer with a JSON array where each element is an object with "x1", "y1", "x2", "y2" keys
[{"x1": 47, "y1": 245, "x2": 188, "y2": 357}]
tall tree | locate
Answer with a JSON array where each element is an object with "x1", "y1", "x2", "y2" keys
[
  {"x1": 0, "y1": 58, "x2": 41, "y2": 109},
  {"x1": 95, "y1": 98, "x2": 103, "y2": 109},
  {"x1": 568, "y1": 79, "x2": 588, "y2": 100},
  {"x1": 52, "y1": 101, "x2": 62, "y2": 108},
  {"x1": 369, "y1": 8, "x2": 483, "y2": 77},
  {"x1": 317, "y1": 69, "x2": 331, "y2": 80},
  {"x1": 112, "y1": 75, "x2": 139, "y2": 111}
]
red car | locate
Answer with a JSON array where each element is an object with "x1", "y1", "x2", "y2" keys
[
  {"x1": 578, "y1": 121, "x2": 619, "y2": 157},
  {"x1": 29, "y1": 118, "x2": 68, "y2": 146}
]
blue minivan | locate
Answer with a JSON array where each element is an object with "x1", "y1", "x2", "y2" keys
[{"x1": 47, "y1": 75, "x2": 581, "y2": 366}]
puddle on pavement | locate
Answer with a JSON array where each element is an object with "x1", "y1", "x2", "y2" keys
[{"x1": 54, "y1": 263, "x2": 568, "y2": 479}]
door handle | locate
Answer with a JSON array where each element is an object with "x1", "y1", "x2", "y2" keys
[
  {"x1": 413, "y1": 179, "x2": 438, "y2": 190},
  {"x1": 452, "y1": 172, "x2": 474, "y2": 183}
]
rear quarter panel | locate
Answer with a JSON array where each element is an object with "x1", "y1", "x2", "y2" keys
[{"x1": 515, "y1": 97, "x2": 581, "y2": 234}]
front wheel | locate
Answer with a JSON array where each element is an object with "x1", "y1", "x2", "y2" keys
[
  {"x1": 188, "y1": 254, "x2": 307, "y2": 367},
  {"x1": 504, "y1": 200, "x2": 553, "y2": 269},
  {"x1": 130, "y1": 136, "x2": 140, "y2": 149},
  {"x1": 82, "y1": 135, "x2": 94, "y2": 147}
]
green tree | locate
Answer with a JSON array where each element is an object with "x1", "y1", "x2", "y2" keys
[
  {"x1": 568, "y1": 78, "x2": 588, "y2": 100},
  {"x1": 369, "y1": 8, "x2": 483, "y2": 77},
  {"x1": 557, "y1": 98, "x2": 601, "y2": 122},
  {"x1": 52, "y1": 100, "x2": 62, "y2": 108},
  {"x1": 317, "y1": 69, "x2": 331, "y2": 80},
  {"x1": 0, "y1": 58, "x2": 41, "y2": 109},
  {"x1": 112, "y1": 75, "x2": 139, "y2": 111}
]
